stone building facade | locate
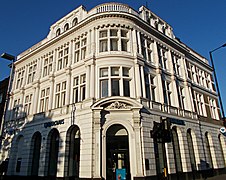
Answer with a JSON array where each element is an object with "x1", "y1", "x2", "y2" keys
[{"x1": 0, "y1": 3, "x2": 225, "y2": 180}]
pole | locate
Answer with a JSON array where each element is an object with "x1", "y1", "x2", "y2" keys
[{"x1": 209, "y1": 51, "x2": 225, "y2": 119}]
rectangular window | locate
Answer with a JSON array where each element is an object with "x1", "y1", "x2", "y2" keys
[
  {"x1": 16, "y1": 70, "x2": 24, "y2": 89},
  {"x1": 100, "y1": 30, "x2": 107, "y2": 38},
  {"x1": 57, "y1": 47, "x2": 68, "y2": 70},
  {"x1": 121, "y1": 39, "x2": 128, "y2": 51},
  {"x1": 178, "y1": 86, "x2": 185, "y2": 109},
  {"x1": 27, "y1": 64, "x2": 37, "y2": 84},
  {"x1": 39, "y1": 87, "x2": 50, "y2": 112},
  {"x1": 112, "y1": 79, "x2": 120, "y2": 96},
  {"x1": 162, "y1": 80, "x2": 171, "y2": 105},
  {"x1": 111, "y1": 67, "x2": 119, "y2": 76},
  {"x1": 209, "y1": 98, "x2": 219, "y2": 120},
  {"x1": 100, "y1": 40, "x2": 108, "y2": 52},
  {"x1": 24, "y1": 94, "x2": 32, "y2": 115},
  {"x1": 55, "y1": 81, "x2": 67, "y2": 108},
  {"x1": 99, "y1": 29, "x2": 129, "y2": 53},
  {"x1": 72, "y1": 74, "x2": 86, "y2": 103},
  {"x1": 101, "y1": 80, "x2": 108, "y2": 97},
  {"x1": 123, "y1": 79, "x2": 130, "y2": 97},
  {"x1": 110, "y1": 39, "x2": 118, "y2": 51},
  {"x1": 74, "y1": 38, "x2": 87, "y2": 62}
]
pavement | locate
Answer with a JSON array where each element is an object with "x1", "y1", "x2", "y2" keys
[{"x1": 206, "y1": 174, "x2": 226, "y2": 180}]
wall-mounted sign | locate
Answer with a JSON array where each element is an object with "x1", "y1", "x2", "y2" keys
[
  {"x1": 44, "y1": 119, "x2": 64, "y2": 128},
  {"x1": 169, "y1": 118, "x2": 185, "y2": 126}
]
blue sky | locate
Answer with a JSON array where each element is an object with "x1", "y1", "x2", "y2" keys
[{"x1": 0, "y1": 0, "x2": 226, "y2": 112}]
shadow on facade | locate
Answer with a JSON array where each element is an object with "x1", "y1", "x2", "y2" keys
[{"x1": 0, "y1": 106, "x2": 75, "y2": 180}]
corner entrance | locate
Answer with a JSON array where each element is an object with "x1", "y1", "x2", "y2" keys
[{"x1": 106, "y1": 124, "x2": 130, "y2": 180}]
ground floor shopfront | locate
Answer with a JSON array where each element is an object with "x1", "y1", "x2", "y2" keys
[{"x1": 0, "y1": 97, "x2": 226, "y2": 180}]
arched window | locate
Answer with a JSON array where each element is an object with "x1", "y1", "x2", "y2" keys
[
  {"x1": 15, "y1": 136, "x2": 24, "y2": 173},
  {"x1": 72, "y1": 18, "x2": 78, "y2": 26},
  {"x1": 205, "y1": 132, "x2": 213, "y2": 168},
  {"x1": 64, "y1": 23, "x2": 69, "y2": 31},
  {"x1": 47, "y1": 129, "x2": 59, "y2": 177},
  {"x1": 218, "y1": 134, "x2": 226, "y2": 166},
  {"x1": 30, "y1": 132, "x2": 42, "y2": 176},
  {"x1": 171, "y1": 127, "x2": 182, "y2": 173},
  {"x1": 187, "y1": 129, "x2": 196, "y2": 170},
  {"x1": 65, "y1": 125, "x2": 80, "y2": 178},
  {"x1": 56, "y1": 28, "x2": 61, "y2": 36}
]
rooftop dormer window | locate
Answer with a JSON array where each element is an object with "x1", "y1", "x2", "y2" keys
[
  {"x1": 56, "y1": 28, "x2": 61, "y2": 36},
  {"x1": 72, "y1": 18, "x2": 78, "y2": 26},
  {"x1": 64, "y1": 23, "x2": 69, "y2": 31}
]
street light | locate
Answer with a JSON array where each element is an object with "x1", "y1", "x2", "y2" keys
[
  {"x1": 209, "y1": 43, "x2": 226, "y2": 126},
  {"x1": 0, "y1": 53, "x2": 15, "y2": 139}
]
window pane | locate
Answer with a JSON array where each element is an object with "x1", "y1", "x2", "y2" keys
[
  {"x1": 123, "y1": 67, "x2": 130, "y2": 77},
  {"x1": 100, "y1": 68, "x2": 108, "y2": 77},
  {"x1": 100, "y1": 40, "x2": 108, "y2": 52},
  {"x1": 100, "y1": 30, "x2": 107, "y2": 38},
  {"x1": 121, "y1": 30, "x2": 128, "y2": 37},
  {"x1": 101, "y1": 80, "x2": 108, "y2": 97},
  {"x1": 111, "y1": 67, "x2": 119, "y2": 76},
  {"x1": 121, "y1": 39, "x2": 128, "y2": 51},
  {"x1": 110, "y1": 39, "x2": 118, "y2": 51},
  {"x1": 73, "y1": 88, "x2": 78, "y2": 103},
  {"x1": 110, "y1": 29, "x2": 118, "y2": 36},
  {"x1": 123, "y1": 79, "x2": 130, "y2": 97},
  {"x1": 81, "y1": 86, "x2": 86, "y2": 100},
  {"x1": 111, "y1": 79, "x2": 119, "y2": 96}
]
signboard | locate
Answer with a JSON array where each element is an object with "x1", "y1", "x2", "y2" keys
[
  {"x1": 169, "y1": 118, "x2": 185, "y2": 126},
  {"x1": 116, "y1": 168, "x2": 126, "y2": 180},
  {"x1": 44, "y1": 119, "x2": 64, "y2": 128}
]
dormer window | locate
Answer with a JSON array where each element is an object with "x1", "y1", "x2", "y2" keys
[
  {"x1": 64, "y1": 23, "x2": 69, "y2": 31},
  {"x1": 56, "y1": 28, "x2": 61, "y2": 36},
  {"x1": 72, "y1": 18, "x2": 78, "y2": 26}
]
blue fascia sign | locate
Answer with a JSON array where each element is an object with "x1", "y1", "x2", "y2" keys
[
  {"x1": 169, "y1": 118, "x2": 185, "y2": 126},
  {"x1": 44, "y1": 119, "x2": 64, "y2": 128}
]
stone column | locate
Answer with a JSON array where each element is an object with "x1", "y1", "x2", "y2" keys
[
  {"x1": 132, "y1": 108, "x2": 144, "y2": 177},
  {"x1": 93, "y1": 108, "x2": 102, "y2": 178}
]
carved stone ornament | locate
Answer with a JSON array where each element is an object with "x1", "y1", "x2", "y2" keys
[{"x1": 106, "y1": 101, "x2": 130, "y2": 109}]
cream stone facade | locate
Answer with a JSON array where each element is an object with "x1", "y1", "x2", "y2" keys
[{"x1": 0, "y1": 3, "x2": 226, "y2": 180}]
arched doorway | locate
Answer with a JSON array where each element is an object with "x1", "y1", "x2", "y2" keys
[
  {"x1": 106, "y1": 124, "x2": 130, "y2": 180},
  {"x1": 47, "y1": 129, "x2": 59, "y2": 177},
  {"x1": 30, "y1": 132, "x2": 42, "y2": 176},
  {"x1": 65, "y1": 125, "x2": 80, "y2": 178}
]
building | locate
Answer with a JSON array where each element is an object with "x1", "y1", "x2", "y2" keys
[
  {"x1": 0, "y1": 77, "x2": 9, "y2": 134},
  {"x1": 0, "y1": 2, "x2": 225, "y2": 180}
]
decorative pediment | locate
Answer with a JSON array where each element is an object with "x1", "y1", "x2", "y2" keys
[
  {"x1": 91, "y1": 96, "x2": 142, "y2": 110},
  {"x1": 106, "y1": 101, "x2": 131, "y2": 109}
]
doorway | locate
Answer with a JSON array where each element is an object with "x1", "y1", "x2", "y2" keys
[{"x1": 106, "y1": 124, "x2": 130, "y2": 180}]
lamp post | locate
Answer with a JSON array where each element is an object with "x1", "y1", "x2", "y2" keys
[
  {"x1": 209, "y1": 43, "x2": 226, "y2": 126},
  {"x1": 0, "y1": 53, "x2": 15, "y2": 139}
]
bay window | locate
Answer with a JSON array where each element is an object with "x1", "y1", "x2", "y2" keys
[
  {"x1": 99, "y1": 66, "x2": 131, "y2": 98},
  {"x1": 99, "y1": 28, "x2": 129, "y2": 52}
]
